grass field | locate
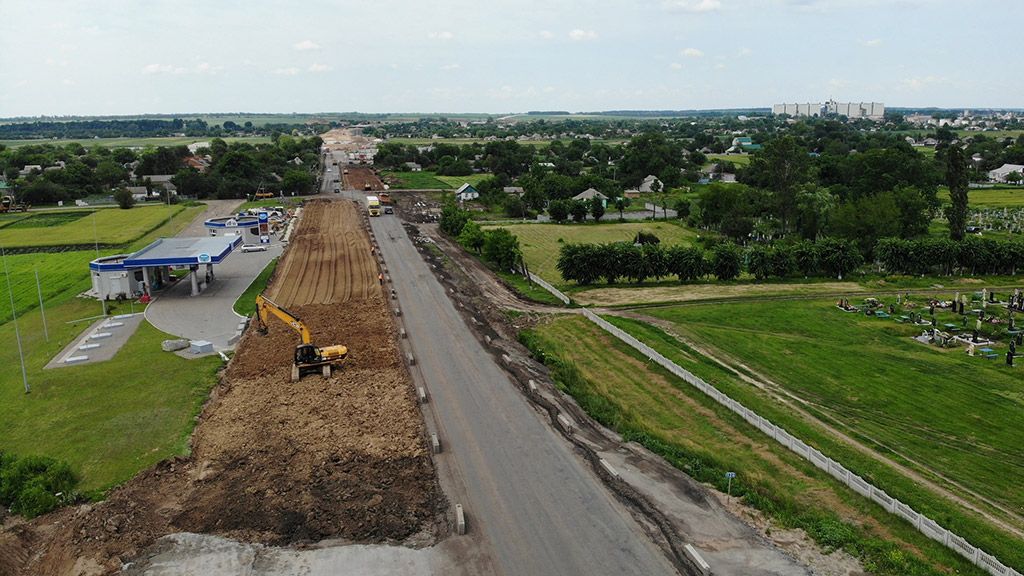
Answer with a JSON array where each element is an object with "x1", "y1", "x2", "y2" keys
[
  {"x1": 234, "y1": 257, "x2": 279, "y2": 316},
  {"x1": 936, "y1": 186, "x2": 1024, "y2": 207},
  {"x1": 706, "y1": 153, "x2": 752, "y2": 166},
  {"x1": 435, "y1": 174, "x2": 491, "y2": 188},
  {"x1": 635, "y1": 300, "x2": 1024, "y2": 545},
  {"x1": 384, "y1": 137, "x2": 629, "y2": 148},
  {"x1": 490, "y1": 221, "x2": 698, "y2": 284},
  {"x1": 0, "y1": 299, "x2": 220, "y2": 493},
  {"x1": 0, "y1": 136, "x2": 271, "y2": 149},
  {"x1": 0, "y1": 205, "x2": 184, "y2": 248},
  {"x1": 526, "y1": 315, "x2": 992, "y2": 575},
  {"x1": 381, "y1": 170, "x2": 449, "y2": 189}
]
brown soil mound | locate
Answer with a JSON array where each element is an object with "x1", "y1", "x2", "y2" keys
[
  {"x1": 1, "y1": 200, "x2": 445, "y2": 576},
  {"x1": 343, "y1": 167, "x2": 385, "y2": 192}
]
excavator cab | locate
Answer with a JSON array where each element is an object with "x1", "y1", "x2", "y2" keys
[
  {"x1": 255, "y1": 294, "x2": 346, "y2": 382},
  {"x1": 295, "y1": 343, "x2": 323, "y2": 365}
]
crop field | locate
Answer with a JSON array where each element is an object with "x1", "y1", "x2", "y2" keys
[
  {"x1": 381, "y1": 170, "x2": 449, "y2": 189},
  {"x1": 525, "y1": 315, "x2": 993, "y2": 575},
  {"x1": 635, "y1": 299, "x2": 1024, "y2": 545},
  {"x1": 490, "y1": 221, "x2": 697, "y2": 284},
  {"x1": 0, "y1": 135, "x2": 271, "y2": 149},
  {"x1": 0, "y1": 205, "x2": 184, "y2": 248},
  {"x1": 0, "y1": 299, "x2": 221, "y2": 493}
]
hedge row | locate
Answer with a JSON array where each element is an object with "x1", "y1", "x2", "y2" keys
[
  {"x1": 877, "y1": 236, "x2": 1024, "y2": 276},
  {"x1": 557, "y1": 238, "x2": 862, "y2": 285}
]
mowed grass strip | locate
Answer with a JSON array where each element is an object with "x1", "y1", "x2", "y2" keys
[
  {"x1": 381, "y1": 170, "x2": 449, "y2": 189},
  {"x1": 528, "y1": 315, "x2": 990, "y2": 575},
  {"x1": 0, "y1": 299, "x2": 220, "y2": 493},
  {"x1": 0, "y1": 205, "x2": 184, "y2": 248},
  {"x1": 937, "y1": 186, "x2": 1024, "y2": 207},
  {"x1": 491, "y1": 221, "x2": 697, "y2": 284},
  {"x1": 644, "y1": 299, "x2": 1024, "y2": 514}
]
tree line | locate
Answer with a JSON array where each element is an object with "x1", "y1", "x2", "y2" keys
[
  {"x1": 440, "y1": 204, "x2": 523, "y2": 272},
  {"x1": 876, "y1": 236, "x2": 1024, "y2": 276},
  {"x1": 556, "y1": 237, "x2": 863, "y2": 285}
]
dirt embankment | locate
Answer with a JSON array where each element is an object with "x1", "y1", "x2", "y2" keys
[
  {"x1": 343, "y1": 167, "x2": 385, "y2": 192},
  {"x1": 0, "y1": 200, "x2": 446, "y2": 576}
]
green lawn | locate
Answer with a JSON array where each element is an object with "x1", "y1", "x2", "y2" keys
[
  {"x1": 937, "y1": 186, "x2": 1024, "y2": 207},
  {"x1": 490, "y1": 221, "x2": 698, "y2": 284},
  {"x1": 234, "y1": 257, "x2": 279, "y2": 316},
  {"x1": 0, "y1": 205, "x2": 184, "y2": 248},
  {"x1": 435, "y1": 174, "x2": 491, "y2": 188},
  {"x1": 640, "y1": 299, "x2": 1024, "y2": 534},
  {"x1": 0, "y1": 299, "x2": 220, "y2": 493},
  {"x1": 706, "y1": 153, "x2": 752, "y2": 166},
  {"x1": 0, "y1": 136, "x2": 271, "y2": 149},
  {"x1": 381, "y1": 170, "x2": 449, "y2": 189},
  {"x1": 526, "y1": 315, "x2": 991, "y2": 576}
]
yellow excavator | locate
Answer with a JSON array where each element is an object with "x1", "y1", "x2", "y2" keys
[{"x1": 255, "y1": 294, "x2": 348, "y2": 382}]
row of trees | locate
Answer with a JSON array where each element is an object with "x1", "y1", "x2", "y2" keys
[
  {"x1": 440, "y1": 204, "x2": 523, "y2": 271},
  {"x1": 557, "y1": 238, "x2": 862, "y2": 285},
  {"x1": 876, "y1": 236, "x2": 1024, "y2": 276}
]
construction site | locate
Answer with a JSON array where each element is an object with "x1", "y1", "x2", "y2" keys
[{"x1": 0, "y1": 200, "x2": 447, "y2": 574}]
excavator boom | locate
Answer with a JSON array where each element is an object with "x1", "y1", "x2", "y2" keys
[
  {"x1": 254, "y1": 294, "x2": 348, "y2": 381},
  {"x1": 255, "y1": 294, "x2": 313, "y2": 344}
]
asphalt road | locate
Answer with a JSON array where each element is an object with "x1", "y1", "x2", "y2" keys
[{"x1": 367, "y1": 209, "x2": 679, "y2": 576}]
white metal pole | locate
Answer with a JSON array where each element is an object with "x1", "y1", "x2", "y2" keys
[
  {"x1": 35, "y1": 268, "x2": 47, "y2": 341},
  {"x1": 2, "y1": 246, "x2": 29, "y2": 394}
]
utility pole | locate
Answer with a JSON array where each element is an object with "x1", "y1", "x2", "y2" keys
[{"x1": 2, "y1": 246, "x2": 29, "y2": 394}]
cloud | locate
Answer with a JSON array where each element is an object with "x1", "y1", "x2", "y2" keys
[
  {"x1": 568, "y1": 29, "x2": 598, "y2": 41},
  {"x1": 308, "y1": 63, "x2": 332, "y2": 73},
  {"x1": 737, "y1": 47, "x2": 752, "y2": 57},
  {"x1": 293, "y1": 40, "x2": 319, "y2": 51},
  {"x1": 662, "y1": 0, "x2": 722, "y2": 12},
  {"x1": 141, "y1": 63, "x2": 186, "y2": 75},
  {"x1": 669, "y1": 62, "x2": 683, "y2": 70},
  {"x1": 440, "y1": 63, "x2": 461, "y2": 71},
  {"x1": 681, "y1": 47, "x2": 704, "y2": 58},
  {"x1": 862, "y1": 38, "x2": 883, "y2": 47},
  {"x1": 273, "y1": 67, "x2": 301, "y2": 76},
  {"x1": 195, "y1": 62, "x2": 221, "y2": 74},
  {"x1": 428, "y1": 31, "x2": 454, "y2": 40},
  {"x1": 539, "y1": 30, "x2": 554, "y2": 39},
  {"x1": 901, "y1": 75, "x2": 948, "y2": 91}
]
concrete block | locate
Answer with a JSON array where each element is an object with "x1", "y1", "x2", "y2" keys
[
  {"x1": 102, "y1": 321, "x2": 125, "y2": 328},
  {"x1": 189, "y1": 340, "x2": 214, "y2": 354},
  {"x1": 400, "y1": 328, "x2": 407, "y2": 339},
  {"x1": 683, "y1": 544, "x2": 712, "y2": 576},
  {"x1": 431, "y1": 433, "x2": 441, "y2": 454},
  {"x1": 455, "y1": 504, "x2": 466, "y2": 535},
  {"x1": 391, "y1": 290, "x2": 397, "y2": 299},
  {"x1": 599, "y1": 458, "x2": 619, "y2": 478},
  {"x1": 407, "y1": 352, "x2": 416, "y2": 365},
  {"x1": 90, "y1": 332, "x2": 112, "y2": 340},
  {"x1": 64, "y1": 355, "x2": 89, "y2": 364},
  {"x1": 528, "y1": 379, "x2": 538, "y2": 394},
  {"x1": 484, "y1": 335, "x2": 492, "y2": 345},
  {"x1": 394, "y1": 307, "x2": 402, "y2": 317},
  {"x1": 501, "y1": 354, "x2": 512, "y2": 365},
  {"x1": 78, "y1": 343, "x2": 101, "y2": 351},
  {"x1": 557, "y1": 414, "x2": 575, "y2": 434},
  {"x1": 385, "y1": 275, "x2": 391, "y2": 283},
  {"x1": 418, "y1": 386, "x2": 428, "y2": 403}
]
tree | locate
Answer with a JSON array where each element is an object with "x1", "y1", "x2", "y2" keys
[
  {"x1": 113, "y1": 187, "x2": 135, "y2": 209},
  {"x1": 672, "y1": 198, "x2": 691, "y2": 220},
  {"x1": 440, "y1": 203, "x2": 470, "y2": 236},
  {"x1": 818, "y1": 238, "x2": 862, "y2": 279},
  {"x1": 945, "y1": 145, "x2": 969, "y2": 241},
  {"x1": 590, "y1": 197, "x2": 605, "y2": 222},
  {"x1": 282, "y1": 169, "x2": 314, "y2": 195},
  {"x1": 614, "y1": 196, "x2": 630, "y2": 220},
  {"x1": 482, "y1": 228, "x2": 521, "y2": 270},
  {"x1": 458, "y1": 220, "x2": 485, "y2": 254},
  {"x1": 742, "y1": 136, "x2": 811, "y2": 232},
  {"x1": 666, "y1": 245, "x2": 705, "y2": 282},
  {"x1": 570, "y1": 200, "x2": 588, "y2": 223},
  {"x1": 504, "y1": 194, "x2": 526, "y2": 218},
  {"x1": 711, "y1": 242, "x2": 742, "y2": 281},
  {"x1": 1007, "y1": 171, "x2": 1023, "y2": 184},
  {"x1": 548, "y1": 199, "x2": 570, "y2": 223}
]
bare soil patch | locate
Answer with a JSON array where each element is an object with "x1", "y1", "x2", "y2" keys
[
  {"x1": 343, "y1": 167, "x2": 385, "y2": 193},
  {"x1": 573, "y1": 281, "x2": 864, "y2": 306}
]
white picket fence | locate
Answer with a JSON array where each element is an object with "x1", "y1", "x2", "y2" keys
[
  {"x1": 580, "y1": 309, "x2": 1020, "y2": 576},
  {"x1": 527, "y1": 272, "x2": 571, "y2": 305}
]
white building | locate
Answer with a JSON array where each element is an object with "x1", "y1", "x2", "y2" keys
[
  {"x1": 989, "y1": 164, "x2": 1024, "y2": 183},
  {"x1": 773, "y1": 100, "x2": 884, "y2": 120}
]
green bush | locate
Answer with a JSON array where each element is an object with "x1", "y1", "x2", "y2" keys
[{"x1": 0, "y1": 452, "x2": 78, "y2": 518}]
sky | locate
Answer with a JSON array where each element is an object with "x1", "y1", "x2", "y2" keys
[{"x1": 1, "y1": 0, "x2": 1021, "y2": 117}]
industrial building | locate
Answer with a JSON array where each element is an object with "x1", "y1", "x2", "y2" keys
[{"x1": 773, "y1": 100, "x2": 885, "y2": 120}]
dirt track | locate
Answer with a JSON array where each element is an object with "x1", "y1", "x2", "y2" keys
[
  {"x1": 343, "y1": 167, "x2": 385, "y2": 192},
  {"x1": 0, "y1": 200, "x2": 445, "y2": 576}
]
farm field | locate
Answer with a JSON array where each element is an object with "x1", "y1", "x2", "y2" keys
[
  {"x1": 525, "y1": 315, "x2": 992, "y2": 575},
  {"x1": 381, "y1": 170, "x2": 448, "y2": 189},
  {"x1": 637, "y1": 299, "x2": 1024, "y2": 539},
  {"x1": 706, "y1": 153, "x2": 752, "y2": 166},
  {"x1": 0, "y1": 135, "x2": 271, "y2": 149},
  {"x1": 0, "y1": 204, "x2": 184, "y2": 248},
  {"x1": 0, "y1": 298, "x2": 221, "y2": 493},
  {"x1": 490, "y1": 221, "x2": 697, "y2": 284}
]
